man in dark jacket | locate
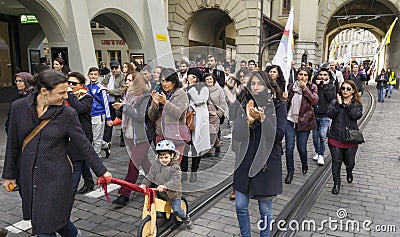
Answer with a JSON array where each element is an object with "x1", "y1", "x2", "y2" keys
[
  {"x1": 348, "y1": 64, "x2": 367, "y2": 94},
  {"x1": 205, "y1": 55, "x2": 225, "y2": 87},
  {"x1": 312, "y1": 67, "x2": 336, "y2": 166}
]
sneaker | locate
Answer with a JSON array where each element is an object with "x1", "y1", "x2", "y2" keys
[
  {"x1": 112, "y1": 195, "x2": 129, "y2": 207},
  {"x1": 317, "y1": 155, "x2": 324, "y2": 166},
  {"x1": 183, "y1": 216, "x2": 193, "y2": 229},
  {"x1": 312, "y1": 154, "x2": 319, "y2": 161}
]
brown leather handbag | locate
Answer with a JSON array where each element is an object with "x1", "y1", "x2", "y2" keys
[{"x1": 186, "y1": 111, "x2": 195, "y2": 131}]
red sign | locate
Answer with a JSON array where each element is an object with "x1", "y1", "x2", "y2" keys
[{"x1": 101, "y1": 40, "x2": 125, "y2": 45}]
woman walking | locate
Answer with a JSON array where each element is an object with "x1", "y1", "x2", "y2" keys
[
  {"x1": 284, "y1": 67, "x2": 318, "y2": 184},
  {"x1": 375, "y1": 69, "x2": 388, "y2": 103},
  {"x1": 181, "y1": 68, "x2": 210, "y2": 182},
  {"x1": 111, "y1": 73, "x2": 155, "y2": 206},
  {"x1": 2, "y1": 70, "x2": 112, "y2": 236},
  {"x1": 232, "y1": 71, "x2": 286, "y2": 237},
  {"x1": 327, "y1": 80, "x2": 363, "y2": 195}
]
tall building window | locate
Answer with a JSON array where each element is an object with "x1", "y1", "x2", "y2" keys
[
  {"x1": 95, "y1": 50, "x2": 102, "y2": 64},
  {"x1": 108, "y1": 50, "x2": 121, "y2": 64},
  {"x1": 282, "y1": 0, "x2": 291, "y2": 15}
]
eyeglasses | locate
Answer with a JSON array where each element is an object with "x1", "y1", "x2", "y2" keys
[
  {"x1": 68, "y1": 81, "x2": 80, "y2": 86},
  {"x1": 341, "y1": 86, "x2": 352, "y2": 91},
  {"x1": 15, "y1": 80, "x2": 23, "y2": 83},
  {"x1": 111, "y1": 66, "x2": 119, "y2": 70}
]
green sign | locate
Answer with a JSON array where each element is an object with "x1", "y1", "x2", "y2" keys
[{"x1": 20, "y1": 15, "x2": 39, "y2": 24}]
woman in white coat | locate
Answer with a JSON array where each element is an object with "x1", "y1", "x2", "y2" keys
[{"x1": 181, "y1": 68, "x2": 211, "y2": 182}]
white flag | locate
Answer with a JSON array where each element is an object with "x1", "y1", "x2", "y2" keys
[
  {"x1": 343, "y1": 44, "x2": 352, "y2": 65},
  {"x1": 272, "y1": 7, "x2": 294, "y2": 90}
]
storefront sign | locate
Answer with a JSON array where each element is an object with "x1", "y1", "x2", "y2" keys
[
  {"x1": 101, "y1": 40, "x2": 125, "y2": 45},
  {"x1": 20, "y1": 15, "x2": 39, "y2": 24},
  {"x1": 156, "y1": 33, "x2": 168, "y2": 42}
]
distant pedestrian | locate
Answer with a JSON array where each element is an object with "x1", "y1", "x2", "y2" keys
[
  {"x1": 386, "y1": 68, "x2": 396, "y2": 98},
  {"x1": 348, "y1": 63, "x2": 367, "y2": 95},
  {"x1": 52, "y1": 57, "x2": 70, "y2": 76},
  {"x1": 327, "y1": 80, "x2": 362, "y2": 195},
  {"x1": 375, "y1": 69, "x2": 388, "y2": 103}
]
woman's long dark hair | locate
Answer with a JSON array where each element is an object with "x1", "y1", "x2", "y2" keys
[
  {"x1": 266, "y1": 64, "x2": 286, "y2": 93},
  {"x1": 53, "y1": 57, "x2": 70, "y2": 75}
]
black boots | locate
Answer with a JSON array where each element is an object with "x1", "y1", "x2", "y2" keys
[
  {"x1": 302, "y1": 164, "x2": 308, "y2": 174},
  {"x1": 112, "y1": 195, "x2": 129, "y2": 207},
  {"x1": 215, "y1": 146, "x2": 221, "y2": 157},
  {"x1": 346, "y1": 168, "x2": 353, "y2": 183},
  {"x1": 332, "y1": 184, "x2": 340, "y2": 195},
  {"x1": 76, "y1": 183, "x2": 95, "y2": 194},
  {"x1": 285, "y1": 173, "x2": 293, "y2": 184}
]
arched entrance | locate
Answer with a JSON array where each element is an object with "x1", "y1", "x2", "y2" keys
[
  {"x1": 90, "y1": 9, "x2": 144, "y2": 67},
  {"x1": 317, "y1": 0, "x2": 400, "y2": 70},
  {"x1": 186, "y1": 8, "x2": 235, "y2": 62}
]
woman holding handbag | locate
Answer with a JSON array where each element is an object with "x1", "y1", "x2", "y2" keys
[
  {"x1": 327, "y1": 80, "x2": 363, "y2": 195},
  {"x1": 180, "y1": 68, "x2": 210, "y2": 182},
  {"x1": 148, "y1": 68, "x2": 189, "y2": 162},
  {"x1": 2, "y1": 69, "x2": 112, "y2": 237}
]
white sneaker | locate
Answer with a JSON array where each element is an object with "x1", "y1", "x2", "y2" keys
[
  {"x1": 312, "y1": 154, "x2": 319, "y2": 161},
  {"x1": 317, "y1": 155, "x2": 324, "y2": 166}
]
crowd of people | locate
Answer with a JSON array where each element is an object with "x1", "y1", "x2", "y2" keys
[{"x1": 2, "y1": 53, "x2": 393, "y2": 236}]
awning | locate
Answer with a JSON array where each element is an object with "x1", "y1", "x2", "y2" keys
[{"x1": 263, "y1": 16, "x2": 299, "y2": 42}]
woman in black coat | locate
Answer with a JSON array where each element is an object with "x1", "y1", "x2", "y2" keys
[
  {"x1": 327, "y1": 80, "x2": 363, "y2": 195},
  {"x1": 232, "y1": 71, "x2": 286, "y2": 237},
  {"x1": 66, "y1": 72, "x2": 96, "y2": 194},
  {"x1": 1, "y1": 70, "x2": 112, "y2": 236}
]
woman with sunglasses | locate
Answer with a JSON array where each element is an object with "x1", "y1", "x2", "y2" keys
[
  {"x1": 284, "y1": 67, "x2": 318, "y2": 184},
  {"x1": 66, "y1": 72, "x2": 96, "y2": 194},
  {"x1": 327, "y1": 80, "x2": 362, "y2": 195}
]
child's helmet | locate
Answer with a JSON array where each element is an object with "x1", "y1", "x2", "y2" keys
[{"x1": 156, "y1": 140, "x2": 176, "y2": 152}]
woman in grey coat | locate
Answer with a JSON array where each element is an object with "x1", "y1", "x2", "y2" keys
[
  {"x1": 205, "y1": 73, "x2": 228, "y2": 157},
  {"x1": 2, "y1": 70, "x2": 112, "y2": 237}
]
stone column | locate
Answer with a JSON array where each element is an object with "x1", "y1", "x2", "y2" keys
[
  {"x1": 143, "y1": 0, "x2": 175, "y2": 67},
  {"x1": 65, "y1": 0, "x2": 97, "y2": 73}
]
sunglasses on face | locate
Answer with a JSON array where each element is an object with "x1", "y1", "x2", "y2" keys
[
  {"x1": 68, "y1": 81, "x2": 80, "y2": 86},
  {"x1": 341, "y1": 86, "x2": 352, "y2": 91},
  {"x1": 111, "y1": 66, "x2": 119, "y2": 70}
]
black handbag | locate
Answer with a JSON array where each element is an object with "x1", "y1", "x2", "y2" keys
[{"x1": 345, "y1": 128, "x2": 365, "y2": 144}]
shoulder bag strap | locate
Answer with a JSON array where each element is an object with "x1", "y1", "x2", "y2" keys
[{"x1": 22, "y1": 119, "x2": 51, "y2": 152}]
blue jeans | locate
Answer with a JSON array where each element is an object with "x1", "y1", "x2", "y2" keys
[
  {"x1": 285, "y1": 121, "x2": 311, "y2": 174},
  {"x1": 235, "y1": 191, "x2": 272, "y2": 237},
  {"x1": 388, "y1": 84, "x2": 394, "y2": 96},
  {"x1": 312, "y1": 117, "x2": 331, "y2": 156},
  {"x1": 36, "y1": 220, "x2": 77, "y2": 237},
  {"x1": 171, "y1": 199, "x2": 186, "y2": 219},
  {"x1": 377, "y1": 87, "x2": 386, "y2": 102}
]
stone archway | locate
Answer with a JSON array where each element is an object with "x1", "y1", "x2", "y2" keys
[
  {"x1": 168, "y1": 0, "x2": 261, "y2": 61},
  {"x1": 317, "y1": 0, "x2": 400, "y2": 61},
  {"x1": 91, "y1": 8, "x2": 144, "y2": 51}
]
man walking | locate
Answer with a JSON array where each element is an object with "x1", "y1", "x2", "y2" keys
[
  {"x1": 101, "y1": 60, "x2": 125, "y2": 157},
  {"x1": 312, "y1": 67, "x2": 336, "y2": 166}
]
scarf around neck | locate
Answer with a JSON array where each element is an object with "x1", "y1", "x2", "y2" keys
[{"x1": 288, "y1": 81, "x2": 303, "y2": 123}]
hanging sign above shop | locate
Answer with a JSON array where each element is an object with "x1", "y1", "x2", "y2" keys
[{"x1": 20, "y1": 15, "x2": 39, "y2": 24}]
